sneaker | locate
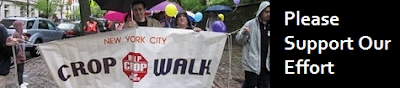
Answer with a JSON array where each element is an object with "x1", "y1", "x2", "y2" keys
[{"x1": 19, "y1": 82, "x2": 29, "y2": 88}]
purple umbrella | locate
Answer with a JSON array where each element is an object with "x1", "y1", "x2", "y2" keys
[
  {"x1": 149, "y1": 1, "x2": 184, "y2": 12},
  {"x1": 103, "y1": 11, "x2": 128, "y2": 23},
  {"x1": 94, "y1": 0, "x2": 164, "y2": 13}
]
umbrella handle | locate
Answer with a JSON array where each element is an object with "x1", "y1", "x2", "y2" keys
[{"x1": 131, "y1": 9, "x2": 134, "y2": 22}]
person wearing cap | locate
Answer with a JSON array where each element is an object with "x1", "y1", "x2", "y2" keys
[
  {"x1": 236, "y1": 1, "x2": 270, "y2": 88},
  {"x1": 123, "y1": 0, "x2": 162, "y2": 29},
  {"x1": 174, "y1": 11, "x2": 202, "y2": 32}
]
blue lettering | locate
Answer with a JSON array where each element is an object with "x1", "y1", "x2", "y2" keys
[
  {"x1": 154, "y1": 58, "x2": 173, "y2": 76},
  {"x1": 154, "y1": 58, "x2": 212, "y2": 76},
  {"x1": 173, "y1": 58, "x2": 187, "y2": 74},
  {"x1": 188, "y1": 59, "x2": 199, "y2": 75},
  {"x1": 199, "y1": 60, "x2": 211, "y2": 75}
]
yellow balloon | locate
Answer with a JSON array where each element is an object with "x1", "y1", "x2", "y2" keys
[
  {"x1": 165, "y1": 4, "x2": 178, "y2": 17},
  {"x1": 218, "y1": 14, "x2": 224, "y2": 21}
]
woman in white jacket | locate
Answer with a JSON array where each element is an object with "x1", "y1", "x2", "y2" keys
[{"x1": 235, "y1": 1, "x2": 270, "y2": 88}]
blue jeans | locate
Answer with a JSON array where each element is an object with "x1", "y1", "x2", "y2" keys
[{"x1": 242, "y1": 68, "x2": 269, "y2": 88}]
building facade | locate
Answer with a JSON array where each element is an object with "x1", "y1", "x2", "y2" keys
[{"x1": 0, "y1": 0, "x2": 39, "y2": 20}]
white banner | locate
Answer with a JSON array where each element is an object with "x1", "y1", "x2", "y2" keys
[{"x1": 38, "y1": 27, "x2": 227, "y2": 88}]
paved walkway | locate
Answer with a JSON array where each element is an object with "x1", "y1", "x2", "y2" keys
[{"x1": 6, "y1": 56, "x2": 58, "y2": 88}]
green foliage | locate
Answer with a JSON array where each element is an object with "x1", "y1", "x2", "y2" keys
[
  {"x1": 35, "y1": 0, "x2": 57, "y2": 16},
  {"x1": 181, "y1": 0, "x2": 205, "y2": 12},
  {"x1": 207, "y1": 0, "x2": 233, "y2": 6},
  {"x1": 179, "y1": 0, "x2": 265, "y2": 12},
  {"x1": 72, "y1": 7, "x2": 81, "y2": 20},
  {"x1": 207, "y1": 0, "x2": 265, "y2": 6},
  {"x1": 70, "y1": 0, "x2": 106, "y2": 20},
  {"x1": 90, "y1": 1, "x2": 106, "y2": 18}
]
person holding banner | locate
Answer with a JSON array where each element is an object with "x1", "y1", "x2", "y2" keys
[
  {"x1": 123, "y1": 1, "x2": 162, "y2": 29},
  {"x1": 0, "y1": 24, "x2": 20, "y2": 88},
  {"x1": 235, "y1": 1, "x2": 270, "y2": 88},
  {"x1": 174, "y1": 11, "x2": 202, "y2": 32},
  {"x1": 12, "y1": 21, "x2": 27, "y2": 86}
]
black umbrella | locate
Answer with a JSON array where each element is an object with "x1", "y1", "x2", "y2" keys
[
  {"x1": 204, "y1": 5, "x2": 233, "y2": 13},
  {"x1": 94, "y1": 0, "x2": 165, "y2": 13}
]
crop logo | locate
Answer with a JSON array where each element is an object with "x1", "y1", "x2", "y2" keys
[{"x1": 122, "y1": 52, "x2": 148, "y2": 82}]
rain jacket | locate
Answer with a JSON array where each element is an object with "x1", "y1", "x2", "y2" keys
[{"x1": 235, "y1": 1, "x2": 270, "y2": 75}]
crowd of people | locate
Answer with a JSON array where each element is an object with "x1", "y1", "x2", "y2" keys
[
  {"x1": 0, "y1": 1, "x2": 270, "y2": 88},
  {"x1": 84, "y1": 1, "x2": 211, "y2": 35}
]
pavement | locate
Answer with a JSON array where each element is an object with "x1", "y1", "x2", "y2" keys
[{"x1": 6, "y1": 56, "x2": 58, "y2": 88}]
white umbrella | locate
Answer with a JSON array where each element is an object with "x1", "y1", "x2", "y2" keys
[
  {"x1": 186, "y1": 11, "x2": 195, "y2": 22},
  {"x1": 174, "y1": 11, "x2": 196, "y2": 22}
]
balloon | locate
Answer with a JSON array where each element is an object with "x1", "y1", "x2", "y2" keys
[
  {"x1": 234, "y1": 0, "x2": 240, "y2": 5},
  {"x1": 165, "y1": 4, "x2": 178, "y2": 17},
  {"x1": 218, "y1": 14, "x2": 224, "y2": 21},
  {"x1": 212, "y1": 21, "x2": 227, "y2": 32},
  {"x1": 194, "y1": 12, "x2": 203, "y2": 22}
]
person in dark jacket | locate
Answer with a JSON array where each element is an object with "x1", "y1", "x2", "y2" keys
[
  {"x1": 0, "y1": 23, "x2": 20, "y2": 88},
  {"x1": 174, "y1": 11, "x2": 202, "y2": 32}
]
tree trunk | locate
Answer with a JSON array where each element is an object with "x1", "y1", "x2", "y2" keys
[
  {"x1": 47, "y1": 0, "x2": 49, "y2": 18},
  {"x1": 79, "y1": 0, "x2": 91, "y2": 35},
  {"x1": 60, "y1": 0, "x2": 64, "y2": 22},
  {"x1": 27, "y1": 0, "x2": 29, "y2": 17}
]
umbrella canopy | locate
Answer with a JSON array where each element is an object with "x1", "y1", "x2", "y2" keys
[
  {"x1": 204, "y1": 5, "x2": 233, "y2": 13},
  {"x1": 103, "y1": 11, "x2": 128, "y2": 23},
  {"x1": 94, "y1": 0, "x2": 165, "y2": 13},
  {"x1": 149, "y1": 1, "x2": 184, "y2": 12},
  {"x1": 174, "y1": 11, "x2": 195, "y2": 22},
  {"x1": 186, "y1": 11, "x2": 195, "y2": 22}
]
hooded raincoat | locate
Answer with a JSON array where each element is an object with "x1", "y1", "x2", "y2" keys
[{"x1": 235, "y1": 1, "x2": 270, "y2": 75}]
